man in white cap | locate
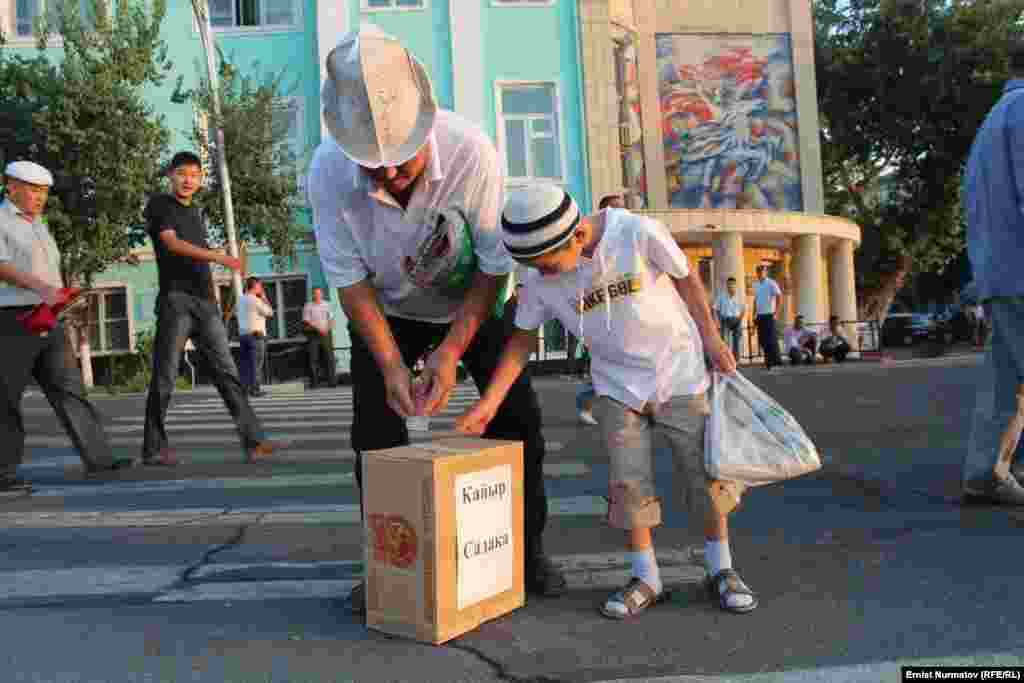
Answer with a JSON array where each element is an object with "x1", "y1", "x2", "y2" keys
[
  {"x1": 0, "y1": 161, "x2": 132, "y2": 494},
  {"x1": 308, "y1": 24, "x2": 566, "y2": 614}
]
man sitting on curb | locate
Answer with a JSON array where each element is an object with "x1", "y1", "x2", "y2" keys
[
  {"x1": 819, "y1": 316, "x2": 852, "y2": 364},
  {"x1": 784, "y1": 316, "x2": 818, "y2": 365}
]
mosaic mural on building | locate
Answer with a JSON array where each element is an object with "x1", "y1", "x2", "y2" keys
[{"x1": 657, "y1": 34, "x2": 803, "y2": 211}]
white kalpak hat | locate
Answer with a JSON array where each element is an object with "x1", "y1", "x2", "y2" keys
[
  {"x1": 322, "y1": 24, "x2": 437, "y2": 169},
  {"x1": 5, "y1": 161, "x2": 53, "y2": 187},
  {"x1": 501, "y1": 184, "x2": 582, "y2": 260}
]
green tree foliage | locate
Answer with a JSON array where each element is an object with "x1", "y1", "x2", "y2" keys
[
  {"x1": 172, "y1": 56, "x2": 305, "y2": 269},
  {"x1": 0, "y1": 0, "x2": 171, "y2": 288},
  {"x1": 814, "y1": 0, "x2": 1024, "y2": 319}
]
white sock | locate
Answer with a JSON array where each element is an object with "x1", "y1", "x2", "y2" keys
[
  {"x1": 705, "y1": 539, "x2": 753, "y2": 610},
  {"x1": 631, "y1": 546, "x2": 662, "y2": 595},
  {"x1": 705, "y1": 539, "x2": 731, "y2": 576}
]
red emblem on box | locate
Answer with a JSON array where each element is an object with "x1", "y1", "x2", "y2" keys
[{"x1": 368, "y1": 514, "x2": 418, "y2": 569}]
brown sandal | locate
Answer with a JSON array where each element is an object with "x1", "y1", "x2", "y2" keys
[{"x1": 599, "y1": 578, "x2": 669, "y2": 620}]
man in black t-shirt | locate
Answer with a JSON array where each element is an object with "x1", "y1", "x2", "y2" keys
[{"x1": 141, "y1": 152, "x2": 290, "y2": 465}]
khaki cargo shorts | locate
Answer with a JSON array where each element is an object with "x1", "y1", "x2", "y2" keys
[{"x1": 593, "y1": 393, "x2": 744, "y2": 532}]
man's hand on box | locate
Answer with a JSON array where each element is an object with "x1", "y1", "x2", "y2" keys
[
  {"x1": 455, "y1": 399, "x2": 499, "y2": 436},
  {"x1": 382, "y1": 362, "x2": 416, "y2": 418},
  {"x1": 419, "y1": 345, "x2": 461, "y2": 416}
]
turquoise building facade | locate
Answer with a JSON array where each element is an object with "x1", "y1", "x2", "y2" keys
[{"x1": 3, "y1": 0, "x2": 589, "y2": 379}]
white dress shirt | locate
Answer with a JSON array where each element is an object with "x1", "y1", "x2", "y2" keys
[
  {"x1": 308, "y1": 109, "x2": 513, "y2": 324},
  {"x1": 237, "y1": 292, "x2": 274, "y2": 335},
  {"x1": 0, "y1": 199, "x2": 63, "y2": 308},
  {"x1": 753, "y1": 277, "x2": 783, "y2": 316}
]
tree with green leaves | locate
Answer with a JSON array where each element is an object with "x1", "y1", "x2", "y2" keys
[
  {"x1": 814, "y1": 0, "x2": 1024, "y2": 320},
  {"x1": 171, "y1": 55, "x2": 305, "y2": 282},
  {"x1": 0, "y1": 0, "x2": 172, "y2": 386}
]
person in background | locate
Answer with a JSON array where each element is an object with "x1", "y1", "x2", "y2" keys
[
  {"x1": 302, "y1": 288, "x2": 337, "y2": 389},
  {"x1": 752, "y1": 265, "x2": 783, "y2": 369},
  {"x1": 0, "y1": 161, "x2": 133, "y2": 494},
  {"x1": 237, "y1": 276, "x2": 274, "y2": 397},
  {"x1": 961, "y1": 38, "x2": 1024, "y2": 504},
  {"x1": 713, "y1": 276, "x2": 746, "y2": 359},
  {"x1": 819, "y1": 316, "x2": 852, "y2": 364},
  {"x1": 142, "y1": 151, "x2": 290, "y2": 466},
  {"x1": 784, "y1": 315, "x2": 818, "y2": 365}
]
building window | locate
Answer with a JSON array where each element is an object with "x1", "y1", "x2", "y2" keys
[
  {"x1": 362, "y1": 0, "x2": 426, "y2": 10},
  {"x1": 219, "y1": 275, "x2": 307, "y2": 342},
  {"x1": 207, "y1": 0, "x2": 298, "y2": 31},
  {"x1": 272, "y1": 97, "x2": 305, "y2": 192},
  {"x1": 491, "y1": 0, "x2": 555, "y2": 6},
  {"x1": 497, "y1": 82, "x2": 564, "y2": 184},
  {"x1": 85, "y1": 287, "x2": 132, "y2": 354},
  {"x1": 613, "y1": 25, "x2": 648, "y2": 210},
  {"x1": 13, "y1": 0, "x2": 97, "y2": 39}
]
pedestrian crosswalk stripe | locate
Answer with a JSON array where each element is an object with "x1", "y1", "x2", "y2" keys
[
  {"x1": 0, "y1": 550, "x2": 704, "y2": 606},
  {"x1": 103, "y1": 418, "x2": 459, "y2": 434},
  {"x1": 0, "y1": 495, "x2": 606, "y2": 529},
  {"x1": 31, "y1": 462, "x2": 589, "y2": 498}
]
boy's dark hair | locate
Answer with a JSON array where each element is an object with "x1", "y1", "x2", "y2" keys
[
  {"x1": 245, "y1": 276, "x2": 260, "y2": 291},
  {"x1": 598, "y1": 194, "x2": 623, "y2": 210},
  {"x1": 168, "y1": 151, "x2": 203, "y2": 173},
  {"x1": 726, "y1": 276, "x2": 737, "y2": 283},
  {"x1": 829, "y1": 315, "x2": 840, "y2": 324}
]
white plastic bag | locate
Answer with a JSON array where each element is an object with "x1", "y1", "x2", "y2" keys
[{"x1": 704, "y1": 371, "x2": 821, "y2": 486}]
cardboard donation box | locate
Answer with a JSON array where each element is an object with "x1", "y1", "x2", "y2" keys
[{"x1": 362, "y1": 438, "x2": 525, "y2": 644}]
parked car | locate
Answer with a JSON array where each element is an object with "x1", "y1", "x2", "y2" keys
[{"x1": 882, "y1": 313, "x2": 947, "y2": 347}]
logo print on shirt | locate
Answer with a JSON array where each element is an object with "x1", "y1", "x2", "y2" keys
[{"x1": 570, "y1": 273, "x2": 643, "y2": 313}]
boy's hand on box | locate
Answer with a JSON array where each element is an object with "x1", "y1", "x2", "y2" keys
[
  {"x1": 706, "y1": 336, "x2": 737, "y2": 374},
  {"x1": 455, "y1": 399, "x2": 499, "y2": 436}
]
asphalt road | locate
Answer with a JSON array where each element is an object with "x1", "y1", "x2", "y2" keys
[{"x1": 5, "y1": 352, "x2": 1023, "y2": 683}]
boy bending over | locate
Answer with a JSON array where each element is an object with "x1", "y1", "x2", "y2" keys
[{"x1": 457, "y1": 185, "x2": 757, "y2": 618}]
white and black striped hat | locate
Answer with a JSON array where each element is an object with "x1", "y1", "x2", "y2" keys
[{"x1": 501, "y1": 184, "x2": 581, "y2": 260}]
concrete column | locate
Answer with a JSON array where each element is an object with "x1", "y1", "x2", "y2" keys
[
  {"x1": 712, "y1": 231, "x2": 749, "y2": 360},
  {"x1": 829, "y1": 238, "x2": 859, "y2": 349},
  {"x1": 791, "y1": 234, "x2": 825, "y2": 324},
  {"x1": 317, "y1": 0, "x2": 349, "y2": 143},
  {"x1": 449, "y1": 0, "x2": 485, "y2": 126}
]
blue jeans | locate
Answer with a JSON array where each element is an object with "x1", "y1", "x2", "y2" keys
[
  {"x1": 239, "y1": 334, "x2": 266, "y2": 393},
  {"x1": 576, "y1": 383, "x2": 596, "y2": 414},
  {"x1": 143, "y1": 292, "x2": 265, "y2": 458},
  {"x1": 963, "y1": 299, "x2": 1024, "y2": 488}
]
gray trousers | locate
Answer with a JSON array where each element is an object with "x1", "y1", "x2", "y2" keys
[
  {"x1": 963, "y1": 299, "x2": 1024, "y2": 487},
  {"x1": 0, "y1": 309, "x2": 113, "y2": 474},
  {"x1": 143, "y1": 292, "x2": 265, "y2": 458}
]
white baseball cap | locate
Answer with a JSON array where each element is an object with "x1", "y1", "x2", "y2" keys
[
  {"x1": 501, "y1": 184, "x2": 582, "y2": 260},
  {"x1": 322, "y1": 24, "x2": 437, "y2": 169},
  {"x1": 5, "y1": 161, "x2": 53, "y2": 187}
]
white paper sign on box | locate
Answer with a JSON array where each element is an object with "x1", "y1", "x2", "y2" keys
[{"x1": 455, "y1": 464, "x2": 515, "y2": 610}]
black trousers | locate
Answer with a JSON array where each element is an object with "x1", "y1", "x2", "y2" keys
[
  {"x1": 0, "y1": 311, "x2": 114, "y2": 473},
  {"x1": 755, "y1": 314, "x2": 783, "y2": 368},
  {"x1": 349, "y1": 314, "x2": 550, "y2": 560},
  {"x1": 305, "y1": 329, "x2": 336, "y2": 386}
]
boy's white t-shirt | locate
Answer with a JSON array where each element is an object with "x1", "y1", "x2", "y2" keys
[{"x1": 515, "y1": 209, "x2": 709, "y2": 411}]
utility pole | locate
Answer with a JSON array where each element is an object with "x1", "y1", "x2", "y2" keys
[{"x1": 190, "y1": 0, "x2": 243, "y2": 302}]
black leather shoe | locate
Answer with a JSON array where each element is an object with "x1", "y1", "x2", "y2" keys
[
  {"x1": 345, "y1": 581, "x2": 366, "y2": 615},
  {"x1": 0, "y1": 475, "x2": 32, "y2": 495},
  {"x1": 963, "y1": 474, "x2": 1024, "y2": 505},
  {"x1": 85, "y1": 455, "x2": 137, "y2": 476},
  {"x1": 526, "y1": 556, "x2": 568, "y2": 597}
]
